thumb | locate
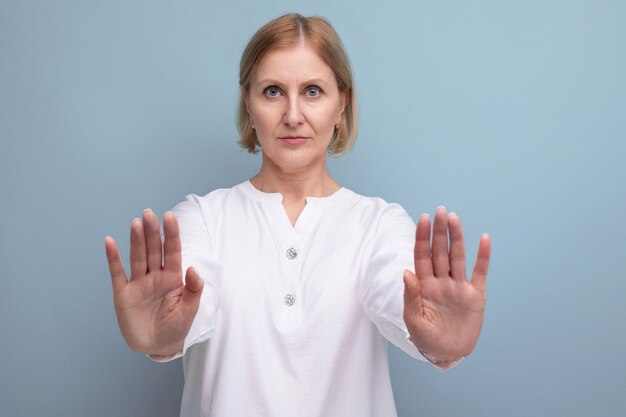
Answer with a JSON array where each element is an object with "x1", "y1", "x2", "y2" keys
[
  {"x1": 184, "y1": 266, "x2": 204, "y2": 293},
  {"x1": 181, "y1": 266, "x2": 204, "y2": 316},
  {"x1": 403, "y1": 269, "x2": 423, "y2": 312}
]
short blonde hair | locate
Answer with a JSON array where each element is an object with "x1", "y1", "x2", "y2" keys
[{"x1": 237, "y1": 13, "x2": 358, "y2": 156}]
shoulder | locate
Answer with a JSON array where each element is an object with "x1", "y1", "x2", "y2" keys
[
  {"x1": 339, "y1": 187, "x2": 415, "y2": 229},
  {"x1": 339, "y1": 190, "x2": 417, "y2": 253},
  {"x1": 172, "y1": 187, "x2": 232, "y2": 214},
  {"x1": 175, "y1": 179, "x2": 260, "y2": 210},
  {"x1": 170, "y1": 182, "x2": 249, "y2": 230}
]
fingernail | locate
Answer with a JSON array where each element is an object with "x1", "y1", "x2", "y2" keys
[
  {"x1": 419, "y1": 213, "x2": 429, "y2": 219},
  {"x1": 143, "y1": 208, "x2": 153, "y2": 213},
  {"x1": 132, "y1": 218, "x2": 141, "y2": 224},
  {"x1": 437, "y1": 205, "x2": 446, "y2": 212}
]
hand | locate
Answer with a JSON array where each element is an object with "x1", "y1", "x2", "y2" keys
[
  {"x1": 105, "y1": 209, "x2": 203, "y2": 356},
  {"x1": 403, "y1": 206, "x2": 491, "y2": 362}
]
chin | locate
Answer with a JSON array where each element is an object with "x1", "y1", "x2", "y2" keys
[{"x1": 264, "y1": 149, "x2": 327, "y2": 172}]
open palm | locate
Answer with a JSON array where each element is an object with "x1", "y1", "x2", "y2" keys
[
  {"x1": 105, "y1": 210, "x2": 203, "y2": 356},
  {"x1": 403, "y1": 206, "x2": 491, "y2": 363}
]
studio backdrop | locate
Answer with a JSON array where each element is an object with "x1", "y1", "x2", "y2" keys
[{"x1": 1, "y1": 1, "x2": 625, "y2": 416}]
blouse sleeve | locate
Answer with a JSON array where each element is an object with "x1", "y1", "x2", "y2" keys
[
  {"x1": 149, "y1": 194, "x2": 222, "y2": 362},
  {"x1": 360, "y1": 203, "x2": 460, "y2": 370}
]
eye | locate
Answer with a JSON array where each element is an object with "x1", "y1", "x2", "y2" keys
[
  {"x1": 304, "y1": 85, "x2": 322, "y2": 97},
  {"x1": 263, "y1": 86, "x2": 282, "y2": 97}
]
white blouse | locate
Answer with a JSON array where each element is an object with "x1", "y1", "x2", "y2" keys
[{"x1": 154, "y1": 180, "x2": 438, "y2": 417}]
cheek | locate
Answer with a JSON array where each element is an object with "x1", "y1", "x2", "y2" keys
[
  {"x1": 315, "y1": 106, "x2": 342, "y2": 130},
  {"x1": 250, "y1": 104, "x2": 279, "y2": 128}
]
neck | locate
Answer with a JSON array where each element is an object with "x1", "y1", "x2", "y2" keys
[{"x1": 250, "y1": 157, "x2": 340, "y2": 202}]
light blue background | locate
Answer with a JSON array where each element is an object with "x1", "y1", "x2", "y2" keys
[{"x1": 1, "y1": 1, "x2": 625, "y2": 416}]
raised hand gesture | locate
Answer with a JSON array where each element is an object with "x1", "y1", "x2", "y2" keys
[
  {"x1": 105, "y1": 209, "x2": 203, "y2": 356},
  {"x1": 403, "y1": 206, "x2": 491, "y2": 366}
]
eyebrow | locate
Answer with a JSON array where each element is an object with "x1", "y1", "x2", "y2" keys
[{"x1": 254, "y1": 78, "x2": 329, "y2": 87}]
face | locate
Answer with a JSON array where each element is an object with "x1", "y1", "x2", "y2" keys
[{"x1": 244, "y1": 43, "x2": 347, "y2": 174}]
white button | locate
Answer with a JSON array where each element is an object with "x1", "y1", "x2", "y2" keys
[
  {"x1": 284, "y1": 293, "x2": 296, "y2": 306},
  {"x1": 286, "y1": 247, "x2": 298, "y2": 260}
]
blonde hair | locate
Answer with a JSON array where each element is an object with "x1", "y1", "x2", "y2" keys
[{"x1": 237, "y1": 13, "x2": 358, "y2": 156}]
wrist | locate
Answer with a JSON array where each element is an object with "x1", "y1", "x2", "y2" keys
[
  {"x1": 417, "y1": 349, "x2": 462, "y2": 369},
  {"x1": 418, "y1": 349, "x2": 456, "y2": 364},
  {"x1": 405, "y1": 331, "x2": 463, "y2": 369},
  {"x1": 150, "y1": 340, "x2": 185, "y2": 357}
]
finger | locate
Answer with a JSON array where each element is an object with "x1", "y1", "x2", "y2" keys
[
  {"x1": 470, "y1": 233, "x2": 491, "y2": 293},
  {"x1": 448, "y1": 212, "x2": 467, "y2": 282},
  {"x1": 403, "y1": 269, "x2": 423, "y2": 314},
  {"x1": 431, "y1": 206, "x2": 450, "y2": 277},
  {"x1": 414, "y1": 213, "x2": 434, "y2": 279},
  {"x1": 143, "y1": 209, "x2": 163, "y2": 272},
  {"x1": 129, "y1": 218, "x2": 147, "y2": 279},
  {"x1": 105, "y1": 236, "x2": 127, "y2": 293},
  {"x1": 180, "y1": 266, "x2": 204, "y2": 319},
  {"x1": 163, "y1": 212, "x2": 182, "y2": 274}
]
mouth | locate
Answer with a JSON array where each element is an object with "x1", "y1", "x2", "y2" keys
[{"x1": 278, "y1": 136, "x2": 309, "y2": 144}]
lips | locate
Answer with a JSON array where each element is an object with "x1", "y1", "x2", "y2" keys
[{"x1": 278, "y1": 136, "x2": 308, "y2": 144}]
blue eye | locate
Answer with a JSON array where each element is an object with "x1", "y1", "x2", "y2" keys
[
  {"x1": 264, "y1": 86, "x2": 281, "y2": 97},
  {"x1": 305, "y1": 86, "x2": 322, "y2": 97}
]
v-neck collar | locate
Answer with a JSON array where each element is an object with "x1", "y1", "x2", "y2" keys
[{"x1": 237, "y1": 180, "x2": 351, "y2": 234}]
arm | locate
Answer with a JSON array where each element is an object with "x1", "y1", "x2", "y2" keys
[
  {"x1": 105, "y1": 195, "x2": 222, "y2": 361},
  {"x1": 162, "y1": 194, "x2": 222, "y2": 360},
  {"x1": 360, "y1": 203, "x2": 435, "y2": 364}
]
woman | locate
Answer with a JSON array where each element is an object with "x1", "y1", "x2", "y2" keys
[{"x1": 105, "y1": 13, "x2": 491, "y2": 417}]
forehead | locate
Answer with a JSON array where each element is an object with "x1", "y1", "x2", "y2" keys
[{"x1": 252, "y1": 43, "x2": 336, "y2": 85}]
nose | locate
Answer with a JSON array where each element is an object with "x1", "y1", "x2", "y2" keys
[{"x1": 283, "y1": 96, "x2": 304, "y2": 127}]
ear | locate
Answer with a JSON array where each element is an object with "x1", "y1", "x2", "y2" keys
[
  {"x1": 242, "y1": 87, "x2": 251, "y2": 114},
  {"x1": 242, "y1": 87, "x2": 255, "y2": 128},
  {"x1": 336, "y1": 89, "x2": 349, "y2": 125}
]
